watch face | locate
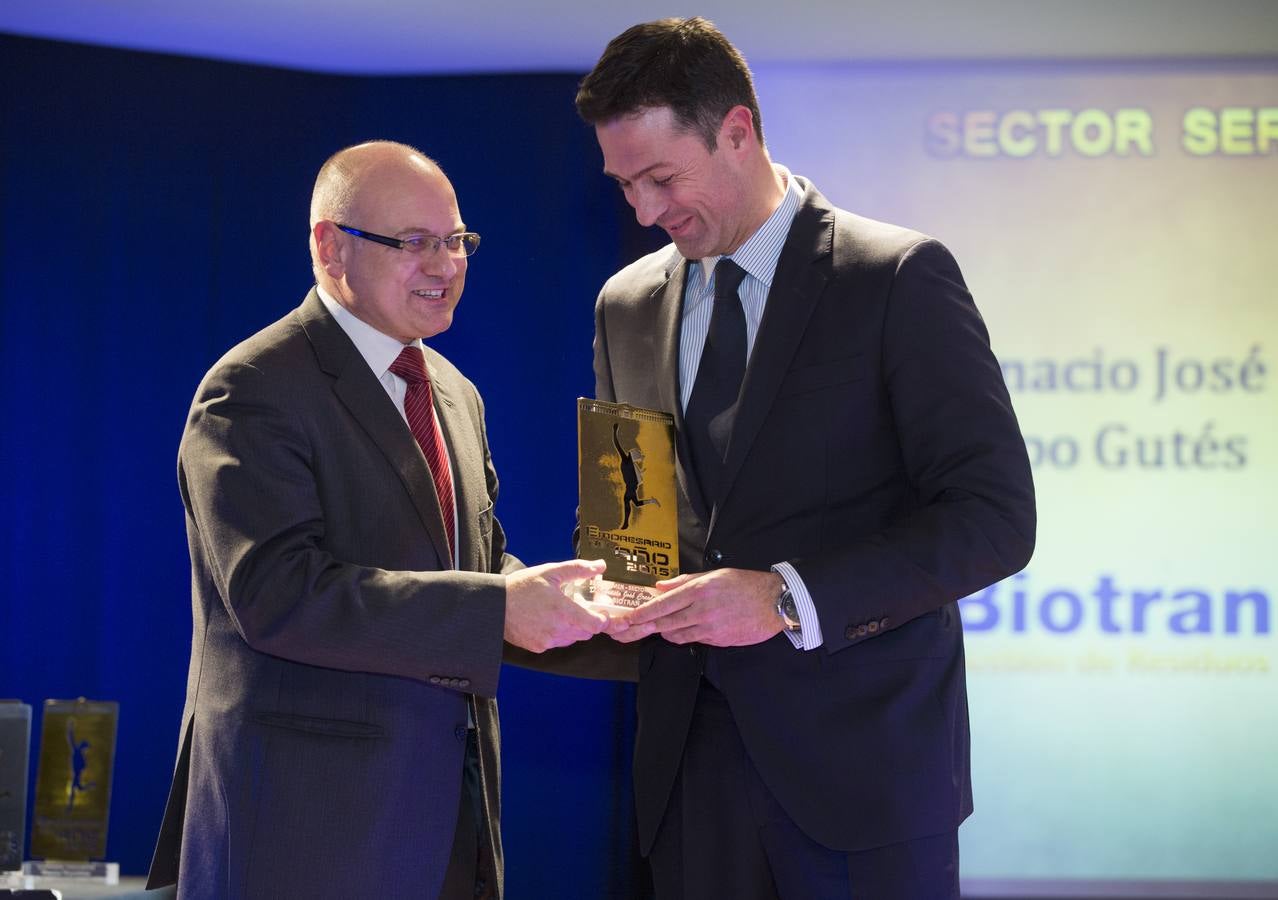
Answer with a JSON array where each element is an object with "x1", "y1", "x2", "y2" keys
[{"x1": 778, "y1": 591, "x2": 801, "y2": 631}]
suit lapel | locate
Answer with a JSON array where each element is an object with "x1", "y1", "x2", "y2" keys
[
  {"x1": 652, "y1": 255, "x2": 713, "y2": 524},
  {"x1": 298, "y1": 290, "x2": 453, "y2": 567},
  {"x1": 713, "y1": 192, "x2": 834, "y2": 531},
  {"x1": 653, "y1": 255, "x2": 685, "y2": 430}
]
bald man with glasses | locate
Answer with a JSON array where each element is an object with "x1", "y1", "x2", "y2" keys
[{"x1": 147, "y1": 140, "x2": 607, "y2": 899}]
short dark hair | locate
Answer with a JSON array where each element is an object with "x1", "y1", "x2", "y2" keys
[{"x1": 575, "y1": 17, "x2": 764, "y2": 150}]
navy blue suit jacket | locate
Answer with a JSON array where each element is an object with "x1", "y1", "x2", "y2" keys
[{"x1": 592, "y1": 179, "x2": 1036, "y2": 853}]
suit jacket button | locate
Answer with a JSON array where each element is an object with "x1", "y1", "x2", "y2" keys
[
  {"x1": 429, "y1": 675, "x2": 442, "y2": 684},
  {"x1": 844, "y1": 626, "x2": 857, "y2": 641},
  {"x1": 454, "y1": 726, "x2": 467, "y2": 741},
  {"x1": 867, "y1": 621, "x2": 879, "y2": 634},
  {"x1": 459, "y1": 678, "x2": 471, "y2": 689},
  {"x1": 857, "y1": 624, "x2": 868, "y2": 636},
  {"x1": 880, "y1": 617, "x2": 891, "y2": 629},
  {"x1": 705, "y1": 549, "x2": 723, "y2": 566}
]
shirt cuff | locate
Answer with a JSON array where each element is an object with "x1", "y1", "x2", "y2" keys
[{"x1": 771, "y1": 561, "x2": 823, "y2": 651}]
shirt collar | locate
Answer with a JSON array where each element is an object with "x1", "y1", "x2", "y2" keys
[
  {"x1": 316, "y1": 285, "x2": 423, "y2": 379},
  {"x1": 697, "y1": 164, "x2": 802, "y2": 289}
]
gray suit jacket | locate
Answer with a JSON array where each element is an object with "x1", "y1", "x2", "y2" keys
[
  {"x1": 594, "y1": 178, "x2": 1036, "y2": 854},
  {"x1": 148, "y1": 289, "x2": 520, "y2": 898}
]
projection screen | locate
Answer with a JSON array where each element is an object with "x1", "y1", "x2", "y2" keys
[{"x1": 754, "y1": 59, "x2": 1277, "y2": 898}]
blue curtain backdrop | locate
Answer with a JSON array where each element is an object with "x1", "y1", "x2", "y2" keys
[{"x1": 0, "y1": 33, "x2": 662, "y2": 896}]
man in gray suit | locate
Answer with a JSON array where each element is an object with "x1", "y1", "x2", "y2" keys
[
  {"x1": 581, "y1": 19, "x2": 1036, "y2": 898},
  {"x1": 147, "y1": 140, "x2": 606, "y2": 899}
]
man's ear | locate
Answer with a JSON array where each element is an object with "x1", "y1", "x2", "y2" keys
[
  {"x1": 313, "y1": 221, "x2": 346, "y2": 278},
  {"x1": 719, "y1": 105, "x2": 756, "y2": 153}
]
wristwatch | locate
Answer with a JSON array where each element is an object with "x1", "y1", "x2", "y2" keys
[{"x1": 775, "y1": 586, "x2": 802, "y2": 634}]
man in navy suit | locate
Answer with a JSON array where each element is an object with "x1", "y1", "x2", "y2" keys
[{"x1": 580, "y1": 19, "x2": 1036, "y2": 898}]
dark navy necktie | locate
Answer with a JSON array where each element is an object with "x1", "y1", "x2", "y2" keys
[{"x1": 684, "y1": 258, "x2": 748, "y2": 506}]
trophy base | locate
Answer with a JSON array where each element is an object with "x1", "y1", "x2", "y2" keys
[
  {"x1": 6, "y1": 859, "x2": 121, "y2": 888},
  {"x1": 575, "y1": 577, "x2": 660, "y2": 610}
]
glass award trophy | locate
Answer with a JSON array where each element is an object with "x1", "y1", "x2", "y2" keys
[
  {"x1": 577, "y1": 398, "x2": 679, "y2": 608},
  {"x1": 0, "y1": 701, "x2": 31, "y2": 875},
  {"x1": 26, "y1": 698, "x2": 119, "y2": 884}
]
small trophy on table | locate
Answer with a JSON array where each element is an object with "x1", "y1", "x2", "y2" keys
[
  {"x1": 0, "y1": 701, "x2": 32, "y2": 876},
  {"x1": 25, "y1": 698, "x2": 120, "y2": 885},
  {"x1": 577, "y1": 398, "x2": 680, "y2": 609}
]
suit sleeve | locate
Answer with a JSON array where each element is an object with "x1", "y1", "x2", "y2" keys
[
  {"x1": 793, "y1": 239, "x2": 1036, "y2": 653},
  {"x1": 179, "y1": 359, "x2": 509, "y2": 696}
]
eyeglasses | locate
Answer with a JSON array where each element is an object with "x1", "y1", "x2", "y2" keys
[{"x1": 336, "y1": 224, "x2": 481, "y2": 258}]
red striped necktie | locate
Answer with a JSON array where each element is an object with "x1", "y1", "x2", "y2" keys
[{"x1": 389, "y1": 346, "x2": 455, "y2": 560}]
